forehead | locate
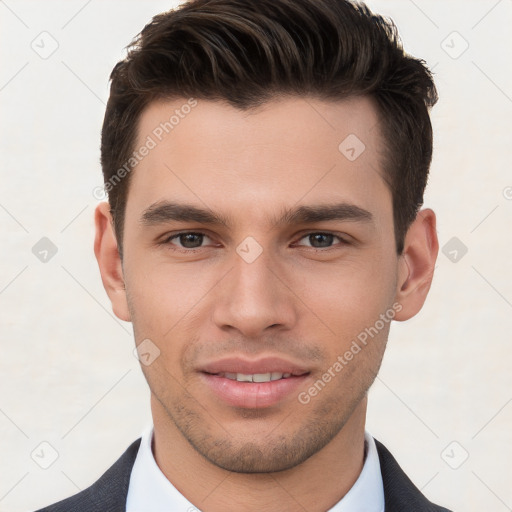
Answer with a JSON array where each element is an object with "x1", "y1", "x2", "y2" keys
[{"x1": 127, "y1": 95, "x2": 390, "y2": 224}]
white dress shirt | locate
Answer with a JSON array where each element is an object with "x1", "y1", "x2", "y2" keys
[{"x1": 126, "y1": 424, "x2": 384, "y2": 512}]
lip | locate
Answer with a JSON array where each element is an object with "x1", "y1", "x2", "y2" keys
[
  {"x1": 198, "y1": 356, "x2": 311, "y2": 409},
  {"x1": 200, "y1": 373, "x2": 309, "y2": 408},
  {"x1": 200, "y1": 356, "x2": 310, "y2": 376}
]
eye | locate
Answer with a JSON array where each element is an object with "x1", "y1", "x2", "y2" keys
[
  {"x1": 295, "y1": 232, "x2": 347, "y2": 249},
  {"x1": 160, "y1": 231, "x2": 348, "y2": 252},
  {"x1": 164, "y1": 232, "x2": 213, "y2": 250}
]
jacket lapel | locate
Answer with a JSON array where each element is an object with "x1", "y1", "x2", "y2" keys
[
  {"x1": 36, "y1": 438, "x2": 141, "y2": 512},
  {"x1": 374, "y1": 438, "x2": 451, "y2": 511}
]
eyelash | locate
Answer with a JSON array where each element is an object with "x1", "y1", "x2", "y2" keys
[{"x1": 159, "y1": 231, "x2": 350, "y2": 253}]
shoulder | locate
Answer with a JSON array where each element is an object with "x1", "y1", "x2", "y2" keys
[
  {"x1": 374, "y1": 438, "x2": 452, "y2": 512},
  {"x1": 34, "y1": 438, "x2": 141, "y2": 512}
]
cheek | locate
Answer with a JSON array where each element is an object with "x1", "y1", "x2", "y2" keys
[
  {"x1": 125, "y1": 255, "x2": 210, "y2": 327},
  {"x1": 124, "y1": 259, "x2": 216, "y2": 377},
  {"x1": 289, "y1": 255, "x2": 397, "y2": 341}
]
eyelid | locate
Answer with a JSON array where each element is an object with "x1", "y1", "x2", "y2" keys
[
  {"x1": 293, "y1": 231, "x2": 351, "y2": 248},
  {"x1": 162, "y1": 231, "x2": 215, "y2": 248}
]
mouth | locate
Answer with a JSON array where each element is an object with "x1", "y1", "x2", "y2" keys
[
  {"x1": 204, "y1": 370, "x2": 307, "y2": 382},
  {"x1": 199, "y1": 357, "x2": 311, "y2": 408}
]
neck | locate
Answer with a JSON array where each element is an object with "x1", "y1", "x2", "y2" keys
[{"x1": 150, "y1": 396, "x2": 368, "y2": 512}]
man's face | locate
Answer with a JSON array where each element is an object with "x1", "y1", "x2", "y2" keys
[{"x1": 120, "y1": 96, "x2": 402, "y2": 472}]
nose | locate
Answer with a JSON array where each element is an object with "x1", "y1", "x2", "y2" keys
[{"x1": 211, "y1": 248, "x2": 298, "y2": 338}]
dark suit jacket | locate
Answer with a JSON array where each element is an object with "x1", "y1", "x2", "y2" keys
[{"x1": 35, "y1": 438, "x2": 452, "y2": 511}]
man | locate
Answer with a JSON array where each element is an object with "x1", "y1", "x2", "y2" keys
[{"x1": 37, "y1": 0, "x2": 451, "y2": 510}]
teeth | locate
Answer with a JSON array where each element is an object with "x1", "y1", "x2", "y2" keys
[
  {"x1": 219, "y1": 372, "x2": 292, "y2": 382},
  {"x1": 252, "y1": 373, "x2": 271, "y2": 382}
]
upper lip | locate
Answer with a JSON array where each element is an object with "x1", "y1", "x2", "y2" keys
[{"x1": 199, "y1": 356, "x2": 310, "y2": 376}]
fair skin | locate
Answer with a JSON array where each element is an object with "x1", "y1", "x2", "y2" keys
[{"x1": 94, "y1": 96, "x2": 438, "y2": 511}]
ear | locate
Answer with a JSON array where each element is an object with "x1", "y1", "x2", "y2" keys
[
  {"x1": 393, "y1": 208, "x2": 438, "y2": 321},
  {"x1": 94, "y1": 202, "x2": 131, "y2": 322}
]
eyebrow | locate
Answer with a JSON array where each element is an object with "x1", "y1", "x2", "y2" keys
[{"x1": 140, "y1": 201, "x2": 374, "y2": 228}]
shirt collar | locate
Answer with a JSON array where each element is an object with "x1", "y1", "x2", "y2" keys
[
  {"x1": 327, "y1": 431, "x2": 384, "y2": 512},
  {"x1": 126, "y1": 424, "x2": 384, "y2": 512}
]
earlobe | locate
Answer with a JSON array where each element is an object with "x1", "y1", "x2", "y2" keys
[
  {"x1": 394, "y1": 208, "x2": 438, "y2": 321},
  {"x1": 94, "y1": 202, "x2": 131, "y2": 322}
]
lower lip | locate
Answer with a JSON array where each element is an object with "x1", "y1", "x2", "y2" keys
[{"x1": 200, "y1": 373, "x2": 309, "y2": 408}]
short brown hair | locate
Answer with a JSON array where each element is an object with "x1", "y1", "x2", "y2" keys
[{"x1": 101, "y1": 0, "x2": 438, "y2": 256}]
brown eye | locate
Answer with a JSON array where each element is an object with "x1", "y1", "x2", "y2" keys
[
  {"x1": 308, "y1": 233, "x2": 334, "y2": 248},
  {"x1": 296, "y1": 232, "x2": 345, "y2": 249},
  {"x1": 165, "y1": 232, "x2": 212, "y2": 249},
  {"x1": 178, "y1": 233, "x2": 204, "y2": 248}
]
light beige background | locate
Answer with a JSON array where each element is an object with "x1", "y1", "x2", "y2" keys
[{"x1": 1, "y1": 1, "x2": 511, "y2": 511}]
